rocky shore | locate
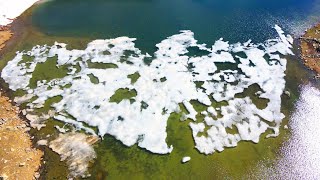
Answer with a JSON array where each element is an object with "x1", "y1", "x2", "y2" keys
[
  {"x1": 300, "y1": 23, "x2": 320, "y2": 77},
  {"x1": 0, "y1": 91, "x2": 43, "y2": 180},
  {"x1": 0, "y1": 26, "x2": 12, "y2": 51}
]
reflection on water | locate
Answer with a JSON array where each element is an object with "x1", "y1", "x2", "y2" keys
[{"x1": 249, "y1": 84, "x2": 320, "y2": 179}]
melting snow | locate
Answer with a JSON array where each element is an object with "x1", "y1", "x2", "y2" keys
[
  {"x1": 2, "y1": 25, "x2": 293, "y2": 154},
  {"x1": 0, "y1": 0, "x2": 40, "y2": 26}
]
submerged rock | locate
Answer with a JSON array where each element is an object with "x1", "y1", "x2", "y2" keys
[{"x1": 49, "y1": 133, "x2": 99, "y2": 178}]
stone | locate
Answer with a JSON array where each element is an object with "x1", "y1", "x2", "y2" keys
[
  {"x1": 19, "y1": 162, "x2": 26, "y2": 167},
  {"x1": 285, "y1": 91, "x2": 291, "y2": 97},
  {"x1": 182, "y1": 156, "x2": 191, "y2": 163}
]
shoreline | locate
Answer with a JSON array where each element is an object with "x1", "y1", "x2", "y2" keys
[
  {"x1": 0, "y1": 89, "x2": 43, "y2": 179},
  {"x1": 0, "y1": 2, "x2": 44, "y2": 180},
  {"x1": 0, "y1": 1, "x2": 319, "y2": 179},
  {"x1": 0, "y1": 26, "x2": 12, "y2": 51},
  {"x1": 300, "y1": 23, "x2": 320, "y2": 77}
]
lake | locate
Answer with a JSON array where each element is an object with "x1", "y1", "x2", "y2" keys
[{"x1": 2, "y1": 0, "x2": 320, "y2": 179}]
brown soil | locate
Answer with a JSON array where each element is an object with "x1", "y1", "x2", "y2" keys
[
  {"x1": 300, "y1": 23, "x2": 320, "y2": 76},
  {"x1": 0, "y1": 92, "x2": 43, "y2": 180},
  {"x1": 0, "y1": 27, "x2": 13, "y2": 51}
]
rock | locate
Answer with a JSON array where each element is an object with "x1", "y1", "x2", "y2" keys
[
  {"x1": 19, "y1": 162, "x2": 26, "y2": 167},
  {"x1": 18, "y1": 124, "x2": 27, "y2": 129},
  {"x1": 22, "y1": 109, "x2": 27, "y2": 115},
  {"x1": 37, "y1": 140, "x2": 48, "y2": 146},
  {"x1": 0, "y1": 174, "x2": 8, "y2": 180},
  {"x1": 181, "y1": 156, "x2": 191, "y2": 163},
  {"x1": 284, "y1": 91, "x2": 291, "y2": 97},
  {"x1": 54, "y1": 125, "x2": 67, "y2": 133},
  {"x1": 34, "y1": 172, "x2": 40, "y2": 179}
]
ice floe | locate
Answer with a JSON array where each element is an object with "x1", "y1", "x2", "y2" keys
[{"x1": 2, "y1": 25, "x2": 293, "y2": 155}]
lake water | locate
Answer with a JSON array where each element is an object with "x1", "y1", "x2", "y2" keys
[
  {"x1": 2, "y1": 0, "x2": 320, "y2": 179},
  {"x1": 32, "y1": 0, "x2": 320, "y2": 51}
]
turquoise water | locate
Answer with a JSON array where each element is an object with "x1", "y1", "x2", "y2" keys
[{"x1": 32, "y1": 0, "x2": 320, "y2": 52}]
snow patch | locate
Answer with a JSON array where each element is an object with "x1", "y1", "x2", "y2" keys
[
  {"x1": 0, "y1": 0, "x2": 40, "y2": 26},
  {"x1": 2, "y1": 26, "x2": 292, "y2": 155}
]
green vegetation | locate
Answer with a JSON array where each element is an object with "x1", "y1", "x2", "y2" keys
[
  {"x1": 29, "y1": 57, "x2": 70, "y2": 88},
  {"x1": 109, "y1": 88, "x2": 137, "y2": 103},
  {"x1": 127, "y1": 72, "x2": 140, "y2": 84},
  {"x1": 87, "y1": 61, "x2": 118, "y2": 69},
  {"x1": 88, "y1": 73, "x2": 100, "y2": 84}
]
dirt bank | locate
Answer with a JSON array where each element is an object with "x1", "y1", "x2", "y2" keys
[
  {"x1": 300, "y1": 23, "x2": 320, "y2": 76},
  {"x1": 0, "y1": 91, "x2": 43, "y2": 180},
  {"x1": 0, "y1": 26, "x2": 12, "y2": 51}
]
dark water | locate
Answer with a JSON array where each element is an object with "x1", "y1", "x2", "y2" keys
[{"x1": 32, "y1": 0, "x2": 320, "y2": 52}]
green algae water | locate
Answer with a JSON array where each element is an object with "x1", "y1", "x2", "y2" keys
[{"x1": 1, "y1": 0, "x2": 320, "y2": 179}]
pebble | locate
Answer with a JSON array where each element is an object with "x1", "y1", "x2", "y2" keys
[
  {"x1": 34, "y1": 172, "x2": 40, "y2": 179},
  {"x1": 285, "y1": 91, "x2": 291, "y2": 97},
  {"x1": 19, "y1": 162, "x2": 26, "y2": 167},
  {"x1": 37, "y1": 139, "x2": 48, "y2": 146}
]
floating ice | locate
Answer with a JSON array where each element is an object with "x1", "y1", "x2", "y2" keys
[{"x1": 1, "y1": 25, "x2": 293, "y2": 155}]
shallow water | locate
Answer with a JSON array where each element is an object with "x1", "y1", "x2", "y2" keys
[{"x1": 1, "y1": 0, "x2": 320, "y2": 179}]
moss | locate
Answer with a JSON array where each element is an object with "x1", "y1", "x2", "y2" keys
[
  {"x1": 37, "y1": 95, "x2": 63, "y2": 113},
  {"x1": 127, "y1": 72, "x2": 140, "y2": 84},
  {"x1": 88, "y1": 73, "x2": 99, "y2": 84},
  {"x1": 109, "y1": 88, "x2": 137, "y2": 103},
  {"x1": 28, "y1": 56, "x2": 70, "y2": 89},
  {"x1": 87, "y1": 61, "x2": 118, "y2": 69}
]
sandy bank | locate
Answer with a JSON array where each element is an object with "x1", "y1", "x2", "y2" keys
[{"x1": 0, "y1": 92, "x2": 43, "y2": 180}]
